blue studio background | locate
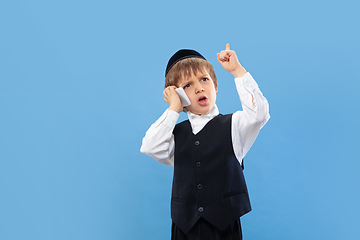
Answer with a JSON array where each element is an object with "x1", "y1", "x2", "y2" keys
[{"x1": 1, "y1": 0, "x2": 359, "y2": 239}]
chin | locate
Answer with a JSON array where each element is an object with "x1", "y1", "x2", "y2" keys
[
  {"x1": 195, "y1": 109, "x2": 211, "y2": 116},
  {"x1": 187, "y1": 104, "x2": 214, "y2": 116}
]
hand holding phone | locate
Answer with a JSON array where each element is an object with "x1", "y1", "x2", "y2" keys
[{"x1": 175, "y1": 87, "x2": 191, "y2": 107}]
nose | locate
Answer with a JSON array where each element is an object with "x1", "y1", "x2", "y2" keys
[{"x1": 195, "y1": 84, "x2": 204, "y2": 94}]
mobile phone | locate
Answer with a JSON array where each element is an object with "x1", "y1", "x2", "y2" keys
[{"x1": 175, "y1": 87, "x2": 191, "y2": 107}]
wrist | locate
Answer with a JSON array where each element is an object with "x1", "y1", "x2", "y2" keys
[
  {"x1": 168, "y1": 105, "x2": 182, "y2": 113},
  {"x1": 231, "y1": 66, "x2": 247, "y2": 78}
]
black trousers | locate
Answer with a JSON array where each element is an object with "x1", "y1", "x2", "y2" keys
[{"x1": 171, "y1": 218, "x2": 242, "y2": 240}]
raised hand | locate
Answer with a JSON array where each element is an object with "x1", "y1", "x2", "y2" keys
[
  {"x1": 163, "y1": 86, "x2": 183, "y2": 113},
  {"x1": 217, "y1": 43, "x2": 247, "y2": 78}
]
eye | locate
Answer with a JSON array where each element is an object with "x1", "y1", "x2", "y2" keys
[
  {"x1": 183, "y1": 83, "x2": 191, "y2": 89},
  {"x1": 201, "y1": 77, "x2": 209, "y2": 82}
]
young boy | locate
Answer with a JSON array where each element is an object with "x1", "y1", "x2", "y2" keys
[{"x1": 140, "y1": 44, "x2": 270, "y2": 240}]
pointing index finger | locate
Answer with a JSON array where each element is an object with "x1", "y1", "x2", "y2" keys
[{"x1": 226, "y1": 43, "x2": 230, "y2": 50}]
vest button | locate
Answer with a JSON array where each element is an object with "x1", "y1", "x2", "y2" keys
[
  {"x1": 197, "y1": 184, "x2": 202, "y2": 189},
  {"x1": 195, "y1": 141, "x2": 200, "y2": 146},
  {"x1": 198, "y1": 207, "x2": 204, "y2": 213},
  {"x1": 196, "y1": 162, "x2": 201, "y2": 167}
]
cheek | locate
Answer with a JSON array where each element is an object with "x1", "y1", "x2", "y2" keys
[
  {"x1": 211, "y1": 91, "x2": 217, "y2": 102},
  {"x1": 212, "y1": 94, "x2": 217, "y2": 102},
  {"x1": 185, "y1": 92, "x2": 196, "y2": 102}
]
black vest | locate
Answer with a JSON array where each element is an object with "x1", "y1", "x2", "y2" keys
[{"x1": 172, "y1": 114, "x2": 251, "y2": 234}]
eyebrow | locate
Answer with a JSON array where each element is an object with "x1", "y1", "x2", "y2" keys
[
  {"x1": 178, "y1": 71, "x2": 210, "y2": 87},
  {"x1": 197, "y1": 73, "x2": 210, "y2": 78},
  {"x1": 179, "y1": 80, "x2": 192, "y2": 88}
]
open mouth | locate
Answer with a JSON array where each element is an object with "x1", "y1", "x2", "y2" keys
[{"x1": 198, "y1": 96, "x2": 208, "y2": 105}]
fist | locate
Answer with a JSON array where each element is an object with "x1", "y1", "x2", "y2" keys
[
  {"x1": 163, "y1": 86, "x2": 183, "y2": 113},
  {"x1": 217, "y1": 43, "x2": 246, "y2": 78}
]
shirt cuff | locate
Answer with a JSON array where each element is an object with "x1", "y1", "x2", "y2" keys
[
  {"x1": 165, "y1": 110, "x2": 180, "y2": 127},
  {"x1": 234, "y1": 72, "x2": 258, "y2": 92},
  {"x1": 234, "y1": 72, "x2": 259, "y2": 112}
]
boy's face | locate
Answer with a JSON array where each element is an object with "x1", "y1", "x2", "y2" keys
[{"x1": 177, "y1": 69, "x2": 217, "y2": 116}]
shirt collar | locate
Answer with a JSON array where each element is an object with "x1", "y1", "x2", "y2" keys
[{"x1": 186, "y1": 104, "x2": 220, "y2": 126}]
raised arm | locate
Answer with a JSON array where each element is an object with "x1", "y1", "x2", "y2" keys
[
  {"x1": 217, "y1": 44, "x2": 270, "y2": 160},
  {"x1": 140, "y1": 109, "x2": 179, "y2": 166},
  {"x1": 232, "y1": 72, "x2": 270, "y2": 160},
  {"x1": 140, "y1": 85, "x2": 183, "y2": 166}
]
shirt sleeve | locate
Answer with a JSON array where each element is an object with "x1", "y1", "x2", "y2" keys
[
  {"x1": 232, "y1": 72, "x2": 270, "y2": 162},
  {"x1": 140, "y1": 109, "x2": 179, "y2": 166}
]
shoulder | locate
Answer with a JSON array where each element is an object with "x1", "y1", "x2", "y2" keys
[
  {"x1": 214, "y1": 113, "x2": 233, "y2": 123},
  {"x1": 174, "y1": 119, "x2": 190, "y2": 133},
  {"x1": 175, "y1": 119, "x2": 190, "y2": 127}
]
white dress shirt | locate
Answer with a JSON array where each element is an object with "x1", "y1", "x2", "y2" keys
[{"x1": 140, "y1": 72, "x2": 270, "y2": 166}]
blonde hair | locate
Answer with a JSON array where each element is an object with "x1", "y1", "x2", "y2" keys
[{"x1": 165, "y1": 58, "x2": 218, "y2": 88}]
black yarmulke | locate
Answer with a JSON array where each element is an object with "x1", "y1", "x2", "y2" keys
[{"x1": 165, "y1": 49, "x2": 206, "y2": 76}]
